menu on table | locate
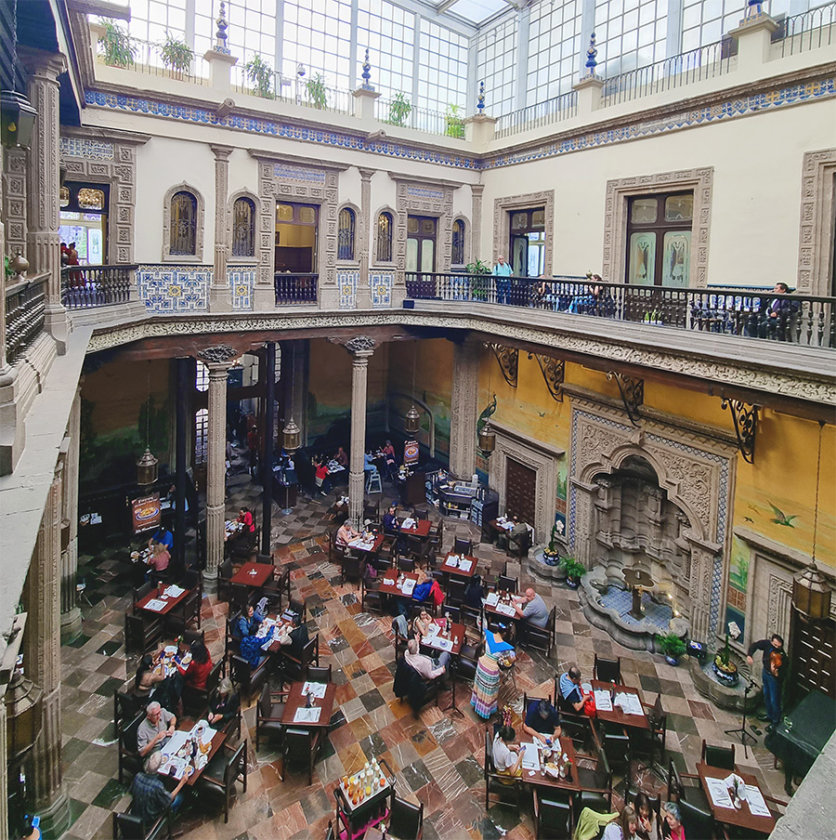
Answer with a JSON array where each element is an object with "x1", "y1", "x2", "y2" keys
[
  {"x1": 458, "y1": 558, "x2": 473, "y2": 572},
  {"x1": 744, "y1": 785, "x2": 772, "y2": 817},
  {"x1": 302, "y1": 681, "x2": 327, "y2": 699},
  {"x1": 401, "y1": 578, "x2": 415, "y2": 596},
  {"x1": 486, "y1": 592, "x2": 499, "y2": 607},
  {"x1": 705, "y1": 777, "x2": 735, "y2": 809},
  {"x1": 593, "y1": 689, "x2": 613, "y2": 712},
  {"x1": 164, "y1": 584, "x2": 185, "y2": 597},
  {"x1": 495, "y1": 603, "x2": 516, "y2": 617},
  {"x1": 143, "y1": 598, "x2": 167, "y2": 612},
  {"x1": 294, "y1": 707, "x2": 322, "y2": 723},
  {"x1": 427, "y1": 637, "x2": 454, "y2": 652},
  {"x1": 614, "y1": 692, "x2": 645, "y2": 715}
]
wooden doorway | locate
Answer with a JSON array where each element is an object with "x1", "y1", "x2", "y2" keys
[
  {"x1": 791, "y1": 609, "x2": 836, "y2": 703},
  {"x1": 505, "y1": 458, "x2": 536, "y2": 526}
]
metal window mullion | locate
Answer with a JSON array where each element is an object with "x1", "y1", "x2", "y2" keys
[
  {"x1": 514, "y1": 6, "x2": 530, "y2": 112},
  {"x1": 185, "y1": 0, "x2": 196, "y2": 50},
  {"x1": 667, "y1": 0, "x2": 684, "y2": 57},
  {"x1": 350, "y1": 0, "x2": 359, "y2": 88},
  {"x1": 276, "y1": 0, "x2": 285, "y2": 81},
  {"x1": 580, "y1": 0, "x2": 596, "y2": 79},
  {"x1": 412, "y1": 14, "x2": 422, "y2": 109}
]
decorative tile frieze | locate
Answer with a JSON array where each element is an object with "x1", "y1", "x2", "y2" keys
[
  {"x1": 228, "y1": 267, "x2": 255, "y2": 310},
  {"x1": 273, "y1": 163, "x2": 327, "y2": 183},
  {"x1": 59, "y1": 136, "x2": 114, "y2": 160},
  {"x1": 138, "y1": 266, "x2": 210, "y2": 311}
]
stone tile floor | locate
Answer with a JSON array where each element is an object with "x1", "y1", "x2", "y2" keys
[{"x1": 63, "y1": 476, "x2": 789, "y2": 839}]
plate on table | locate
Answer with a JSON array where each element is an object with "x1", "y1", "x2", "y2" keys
[
  {"x1": 582, "y1": 683, "x2": 592, "y2": 693},
  {"x1": 164, "y1": 645, "x2": 177, "y2": 655}
]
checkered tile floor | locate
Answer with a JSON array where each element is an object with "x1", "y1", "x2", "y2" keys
[{"x1": 62, "y1": 477, "x2": 788, "y2": 840}]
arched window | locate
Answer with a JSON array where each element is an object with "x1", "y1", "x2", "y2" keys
[
  {"x1": 170, "y1": 190, "x2": 197, "y2": 255},
  {"x1": 232, "y1": 197, "x2": 256, "y2": 257},
  {"x1": 377, "y1": 211, "x2": 393, "y2": 262},
  {"x1": 338, "y1": 207, "x2": 355, "y2": 261},
  {"x1": 452, "y1": 219, "x2": 465, "y2": 265}
]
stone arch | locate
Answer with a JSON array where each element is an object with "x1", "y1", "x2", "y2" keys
[
  {"x1": 337, "y1": 201, "x2": 361, "y2": 264},
  {"x1": 451, "y1": 214, "x2": 469, "y2": 266},
  {"x1": 162, "y1": 182, "x2": 206, "y2": 262}
]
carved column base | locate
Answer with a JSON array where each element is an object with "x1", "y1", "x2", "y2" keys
[
  {"x1": 60, "y1": 607, "x2": 82, "y2": 644},
  {"x1": 209, "y1": 284, "x2": 233, "y2": 313},
  {"x1": 32, "y1": 785, "x2": 69, "y2": 840},
  {"x1": 349, "y1": 470, "x2": 365, "y2": 526},
  {"x1": 32, "y1": 686, "x2": 69, "y2": 837},
  {"x1": 44, "y1": 303, "x2": 68, "y2": 355}
]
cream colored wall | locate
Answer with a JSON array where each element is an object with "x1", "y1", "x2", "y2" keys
[
  {"x1": 227, "y1": 148, "x2": 260, "y2": 203},
  {"x1": 479, "y1": 98, "x2": 836, "y2": 287}
]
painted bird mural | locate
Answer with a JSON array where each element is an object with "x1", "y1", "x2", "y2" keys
[{"x1": 768, "y1": 502, "x2": 798, "y2": 527}]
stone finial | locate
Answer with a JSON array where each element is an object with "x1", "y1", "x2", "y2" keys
[
  {"x1": 215, "y1": 0, "x2": 230, "y2": 54},
  {"x1": 585, "y1": 33, "x2": 598, "y2": 76},
  {"x1": 361, "y1": 48, "x2": 373, "y2": 90},
  {"x1": 477, "y1": 80, "x2": 485, "y2": 114}
]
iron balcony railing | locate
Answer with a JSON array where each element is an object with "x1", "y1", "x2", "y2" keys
[
  {"x1": 61, "y1": 264, "x2": 136, "y2": 309},
  {"x1": 495, "y1": 91, "x2": 579, "y2": 138},
  {"x1": 274, "y1": 272, "x2": 318, "y2": 305},
  {"x1": 404, "y1": 272, "x2": 836, "y2": 349},
  {"x1": 775, "y1": 2, "x2": 836, "y2": 57},
  {"x1": 5, "y1": 274, "x2": 47, "y2": 363}
]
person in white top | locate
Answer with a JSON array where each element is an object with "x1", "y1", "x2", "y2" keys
[
  {"x1": 491, "y1": 725, "x2": 523, "y2": 778},
  {"x1": 602, "y1": 805, "x2": 639, "y2": 840},
  {"x1": 336, "y1": 520, "x2": 359, "y2": 548}
]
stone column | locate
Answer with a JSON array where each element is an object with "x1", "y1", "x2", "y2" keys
[
  {"x1": 358, "y1": 168, "x2": 375, "y2": 308},
  {"x1": 25, "y1": 461, "x2": 69, "y2": 835},
  {"x1": 0, "y1": 140, "x2": 7, "y2": 372},
  {"x1": 60, "y1": 389, "x2": 82, "y2": 643},
  {"x1": 21, "y1": 49, "x2": 67, "y2": 353},
  {"x1": 570, "y1": 478, "x2": 598, "y2": 568},
  {"x1": 0, "y1": 700, "x2": 8, "y2": 840},
  {"x1": 198, "y1": 345, "x2": 238, "y2": 590},
  {"x1": 345, "y1": 337, "x2": 376, "y2": 525},
  {"x1": 209, "y1": 145, "x2": 233, "y2": 312},
  {"x1": 449, "y1": 338, "x2": 480, "y2": 478},
  {"x1": 470, "y1": 184, "x2": 484, "y2": 265}
]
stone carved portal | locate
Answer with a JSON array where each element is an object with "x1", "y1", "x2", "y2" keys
[
  {"x1": 570, "y1": 395, "x2": 735, "y2": 642},
  {"x1": 591, "y1": 455, "x2": 693, "y2": 618}
]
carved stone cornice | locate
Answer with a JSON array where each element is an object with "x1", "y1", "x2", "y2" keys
[
  {"x1": 60, "y1": 125, "x2": 151, "y2": 146},
  {"x1": 197, "y1": 344, "x2": 238, "y2": 366},
  {"x1": 247, "y1": 148, "x2": 351, "y2": 171},
  {"x1": 80, "y1": 309, "x2": 836, "y2": 406}
]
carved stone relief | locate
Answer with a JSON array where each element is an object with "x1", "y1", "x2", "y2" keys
[
  {"x1": 797, "y1": 149, "x2": 836, "y2": 295},
  {"x1": 392, "y1": 178, "x2": 456, "y2": 274},
  {"x1": 3, "y1": 149, "x2": 27, "y2": 259},
  {"x1": 602, "y1": 168, "x2": 713, "y2": 287}
]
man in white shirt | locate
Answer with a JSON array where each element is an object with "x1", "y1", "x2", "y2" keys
[{"x1": 404, "y1": 638, "x2": 449, "y2": 680}]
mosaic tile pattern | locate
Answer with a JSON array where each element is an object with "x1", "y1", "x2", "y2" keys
[
  {"x1": 62, "y1": 470, "x2": 789, "y2": 840},
  {"x1": 229, "y1": 268, "x2": 255, "y2": 311},
  {"x1": 370, "y1": 272, "x2": 393, "y2": 308},
  {"x1": 60, "y1": 137, "x2": 114, "y2": 160},
  {"x1": 138, "y1": 266, "x2": 210, "y2": 312},
  {"x1": 338, "y1": 270, "x2": 359, "y2": 310},
  {"x1": 273, "y1": 163, "x2": 327, "y2": 183}
]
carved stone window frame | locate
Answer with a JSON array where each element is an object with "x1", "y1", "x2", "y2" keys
[
  {"x1": 492, "y1": 190, "x2": 554, "y2": 271},
  {"x1": 452, "y1": 215, "x2": 469, "y2": 267},
  {"x1": 391, "y1": 176, "x2": 456, "y2": 274},
  {"x1": 798, "y1": 149, "x2": 836, "y2": 295},
  {"x1": 162, "y1": 182, "x2": 205, "y2": 262},
  {"x1": 603, "y1": 168, "x2": 713, "y2": 287},
  {"x1": 489, "y1": 419, "x2": 564, "y2": 543},
  {"x1": 337, "y1": 201, "x2": 361, "y2": 267},
  {"x1": 372, "y1": 205, "x2": 396, "y2": 267},
  {"x1": 227, "y1": 189, "x2": 260, "y2": 264}
]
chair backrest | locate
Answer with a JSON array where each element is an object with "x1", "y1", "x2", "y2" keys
[
  {"x1": 702, "y1": 739, "x2": 735, "y2": 770},
  {"x1": 288, "y1": 599, "x2": 307, "y2": 624},
  {"x1": 594, "y1": 654, "x2": 622, "y2": 684},
  {"x1": 133, "y1": 581, "x2": 152, "y2": 604},
  {"x1": 497, "y1": 575, "x2": 517, "y2": 594},
  {"x1": 447, "y1": 577, "x2": 467, "y2": 605},
  {"x1": 231, "y1": 655, "x2": 251, "y2": 687},
  {"x1": 255, "y1": 553, "x2": 274, "y2": 565},
  {"x1": 120, "y1": 711, "x2": 145, "y2": 755},
  {"x1": 115, "y1": 689, "x2": 142, "y2": 726},
  {"x1": 285, "y1": 726, "x2": 313, "y2": 755},
  {"x1": 224, "y1": 740, "x2": 247, "y2": 787},
  {"x1": 603, "y1": 729, "x2": 630, "y2": 770},
  {"x1": 183, "y1": 569, "x2": 201, "y2": 590},
  {"x1": 206, "y1": 659, "x2": 224, "y2": 695},
  {"x1": 538, "y1": 793, "x2": 572, "y2": 837},
  {"x1": 258, "y1": 683, "x2": 273, "y2": 719},
  {"x1": 442, "y1": 604, "x2": 461, "y2": 624},
  {"x1": 307, "y1": 664, "x2": 332, "y2": 683},
  {"x1": 484, "y1": 729, "x2": 495, "y2": 774},
  {"x1": 397, "y1": 555, "x2": 415, "y2": 572},
  {"x1": 184, "y1": 628, "x2": 205, "y2": 646},
  {"x1": 301, "y1": 634, "x2": 319, "y2": 668},
  {"x1": 115, "y1": 812, "x2": 146, "y2": 840},
  {"x1": 453, "y1": 537, "x2": 472, "y2": 555},
  {"x1": 219, "y1": 559, "x2": 233, "y2": 580},
  {"x1": 389, "y1": 796, "x2": 424, "y2": 840},
  {"x1": 523, "y1": 692, "x2": 554, "y2": 722},
  {"x1": 679, "y1": 799, "x2": 716, "y2": 836}
]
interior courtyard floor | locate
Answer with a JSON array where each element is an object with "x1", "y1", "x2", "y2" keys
[{"x1": 62, "y1": 474, "x2": 791, "y2": 840}]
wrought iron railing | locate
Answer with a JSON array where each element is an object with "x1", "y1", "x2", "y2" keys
[
  {"x1": 61, "y1": 264, "x2": 135, "y2": 309},
  {"x1": 374, "y1": 98, "x2": 459, "y2": 137},
  {"x1": 494, "y1": 91, "x2": 579, "y2": 138},
  {"x1": 274, "y1": 273, "x2": 318, "y2": 305},
  {"x1": 404, "y1": 272, "x2": 836, "y2": 349},
  {"x1": 94, "y1": 34, "x2": 209, "y2": 85},
  {"x1": 5, "y1": 275, "x2": 47, "y2": 363},
  {"x1": 775, "y1": 2, "x2": 836, "y2": 57},
  {"x1": 231, "y1": 67, "x2": 353, "y2": 115}
]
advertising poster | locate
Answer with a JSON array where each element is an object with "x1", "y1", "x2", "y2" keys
[{"x1": 132, "y1": 493, "x2": 161, "y2": 534}]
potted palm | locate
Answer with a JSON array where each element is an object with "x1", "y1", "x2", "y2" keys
[
  {"x1": 98, "y1": 19, "x2": 135, "y2": 68},
  {"x1": 305, "y1": 74, "x2": 328, "y2": 109},
  {"x1": 712, "y1": 622, "x2": 740, "y2": 686},
  {"x1": 656, "y1": 632, "x2": 687, "y2": 666},
  {"x1": 387, "y1": 93, "x2": 411, "y2": 127},
  {"x1": 561, "y1": 557, "x2": 586, "y2": 589},
  {"x1": 158, "y1": 32, "x2": 193, "y2": 79},
  {"x1": 244, "y1": 54, "x2": 274, "y2": 98}
]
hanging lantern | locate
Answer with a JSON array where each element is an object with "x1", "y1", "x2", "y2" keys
[
  {"x1": 136, "y1": 447, "x2": 159, "y2": 487},
  {"x1": 478, "y1": 421, "x2": 496, "y2": 455},
  {"x1": 282, "y1": 418, "x2": 301, "y2": 453},
  {"x1": 792, "y1": 561, "x2": 832, "y2": 621},
  {"x1": 404, "y1": 404, "x2": 420, "y2": 434}
]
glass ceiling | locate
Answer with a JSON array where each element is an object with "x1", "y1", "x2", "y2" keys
[{"x1": 441, "y1": 0, "x2": 514, "y2": 25}]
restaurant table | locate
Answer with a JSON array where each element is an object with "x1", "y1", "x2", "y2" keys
[
  {"x1": 439, "y1": 551, "x2": 479, "y2": 580},
  {"x1": 418, "y1": 618, "x2": 465, "y2": 658},
  {"x1": 159, "y1": 722, "x2": 227, "y2": 787},
  {"x1": 136, "y1": 584, "x2": 192, "y2": 617},
  {"x1": 590, "y1": 680, "x2": 649, "y2": 731},
  {"x1": 521, "y1": 736, "x2": 581, "y2": 796},
  {"x1": 765, "y1": 689, "x2": 836, "y2": 794},
  {"x1": 483, "y1": 590, "x2": 521, "y2": 623},
  {"x1": 697, "y1": 762, "x2": 776, "y2": 835},
  {"x1": 281, "y1": 680, "x2": 337, "y2": 728},
  {"x1": 398, "y1": 518, "x2": 432, "y2": 538},
  {"x1": 230, "y1": 561, "x2": 274, "y2": 589},
  {"x1": 347, "y1": 533, "x2": 385, "y2": 556},
  {"x1": 378, "y1": 571, "x2": 420, "y2": 600}
]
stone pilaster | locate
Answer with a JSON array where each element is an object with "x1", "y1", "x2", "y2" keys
[
  {"x1": 0, "y1": 700, "x2": 8, "y2": 840},
  {"x1": 209, "y1": 145, "x2": 233, "y2": 312},
  {"x1": 570, "y1": 478, "x2": 598, "y2": 568},
  {"x1": 61, "y1": 389, "x2": 82, "y2": 642},
  {"x1": 358, "y1": 168, "x2": 374, "y2": 308},
  {"x1": 199, "y1": 346, "x2": 238, "y2": 590},
  {"x1": 26, "y1": 463, "x2": 69, "y2": 835},
  {"x1": 687, "y1": 539, "x2": 721, "y2": 643},
  {"x1": 449, "y1": 338, "x2": 480, "y2": 478},
  {"x1": 21, "y1": 49, "x2": 67, "y2": 353},
  {"x1": 470, "y1": 184, "x2": 484, "y2": 265},
  {"x1": 0, "y1": 139, "x2": 6, "y2": 373},
  {"x1": 345, "y1": 337, "x2": 376, "y2": 525}
]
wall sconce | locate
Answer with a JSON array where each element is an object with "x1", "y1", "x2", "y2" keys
[{"x1": 0, "y1": 0, "x2": 37, "y2": 150}]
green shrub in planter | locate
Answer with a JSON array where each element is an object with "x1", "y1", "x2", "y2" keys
[
  {"x1": 560, "y1": 557, "x2": 586, "y2": 586},
  {"x1": 656, "y1": 632, "x2": 686, "y2": 663}
]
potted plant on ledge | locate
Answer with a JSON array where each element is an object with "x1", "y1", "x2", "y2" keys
[
  {"x1": 656, "y1": 632, "x2": 687, "y2": 666},
  {"x1": 561, "y1": 557, "x2": 586, "y2": 589},
  {"x1": 712, "y1": 621, "x2": 740, "y2": 687},
  {"x1": 158, "y1": 32, "x2": 193, "y2": 79},
  {"x1": 542, "y1": 524, "x2": 561, "y2": 566}
]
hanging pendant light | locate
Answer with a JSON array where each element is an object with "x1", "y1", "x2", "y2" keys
[
  {"x1": 792, "y1": 421, "x2": 832, "y2": 621},
  {"x1": 1, "y1": 0, "x2": 37, "y2": 150},
  {"x1": 478, "y1": 421, "x2": 496, "y2": 455},
  {"x1": 136, "y1": 363, "x2": 158, "y2": 486},
  {"x1": 403, "y1": 338, "x2": 420, "y2": 434},
  {"x1": 282, "y1": 418, "x2": 301, "y2": 453}
]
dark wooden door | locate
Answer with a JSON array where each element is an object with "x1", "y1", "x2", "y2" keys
[
  {"x1": 505, "y1": 458, "x2": 536, "y2": 526},
  {"x1": 791, "y1": 609, "x2": 836, "y2": 703}
]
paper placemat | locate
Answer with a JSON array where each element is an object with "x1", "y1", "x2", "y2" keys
[
  {"x1": 294, "y1": 707, "x2": 322, "y2": 723},
  {"x1": 486, "y1": 592, "x2": 499, "y2": 606},
  {"x1": 705, "y1": 777, "x2": 734, "y2": 809},
  {"x1": 402, "y1": 579, "x2": 416, "y2": 596},
  {"x1": 302, "y1": 682, "x2": 327, "y2": 699},
  {"x1": 520, "y1": 743, "x2": 540, "y2": 771},
  {"x1": 143, "y1": 598, "x2": 167, "y2": 612},
  {"x1": 429, "y1": 637, "x2": 454, "y2": 652},
  {"x1": 744, "y1": 785, "x2": 772, "y2": 818},
  {"x1": 459, "y1": 559, "x2": 473, "y2": 572},
  {"x1": 165, "y1": 585, "x2": 185, "y2": 597},
  {"x1": 495, "y1": 603, "x2": 516, "y2": 617},
  {"x1": 593, "y1": 689, "x2": 613, "y2": 712},
  {"x1": 615, "y1": 692, "x2": 645, "y2": 716}
]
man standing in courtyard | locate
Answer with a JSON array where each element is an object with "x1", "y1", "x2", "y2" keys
[{"x1": 747, "y1": 632, "x2": 786, "y2": 732}]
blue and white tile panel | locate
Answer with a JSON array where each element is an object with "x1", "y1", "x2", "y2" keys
[
  {"x1": 370, "y1": 272, "x2": 393, "y2": 308},
  {"x1": 338, "y1": 270, "x2": 359, "y2": 309},
  {"x1": 60, "y1": 136, "x2": 114, "y2": 160},
  {"x1": 138, "y1": 266, "x2": 209, "y2": 312},
  {"x1": 229, "y1": 268, "x2": 255, "y2": 310}
]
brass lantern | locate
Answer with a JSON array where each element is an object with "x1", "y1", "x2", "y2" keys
[
  {"x1": 136, "y1": 447, "x2": 159, "y2": 487},
  {"x1": 282, "y1": 418, "x2": 301, "y2": 453},
  {"x1": 404, "y1": 404, "x2": 420, "y2": 435},
  {"x1": 1, "y1": 0, "x2": 37, "y2": 150},
  {"x1": 478, "y1": 421, "x2": 496, "y2": 455},
  {"x1": 793, "y1": 561, "x2": 832, "y2": 621}
]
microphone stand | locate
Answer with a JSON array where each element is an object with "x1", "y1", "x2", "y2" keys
[{"x1": 724, "y1": 677, "x2": 759, "y2": 758}]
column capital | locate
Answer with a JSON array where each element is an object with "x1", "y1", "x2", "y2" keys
[
  {"x1": 345, "y1": 336, "x2": 376, "y2": 357},
  {"x1": 210, "y1": 144, "x2": 234, "y2": 161},
  {"x1": 470, "y1": 184, "x2": 485, "y2": 197},
  {"x1": 18, "y1": 47, "x2": 66, "y2": 81},
  {"x1": 358, "y1": 167, "x2": 376, "y2": 182},
  {"x1": 198, "y1": 344, "x2": 238, "y2": 367}
]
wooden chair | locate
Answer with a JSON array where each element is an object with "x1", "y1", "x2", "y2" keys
[
  {"x1": 389, "y1": 795, "x2": 424, "y2": 840},
  {"x1": 526, "y1": 606, "x2": 556, "y2": 656},
  {"x1": 453, "y1": 634, "x2": 482, "y2": 684},
  {"x1": 183, "y1": 627, "x2": 205, "y2": 646},
  {"x1": 361, "y1": 577, "x2": 384, "y2": 614},
  {"x1": 280, "y1": 634, "x2": 320, "y2": 681},
  {"x1": 440, "y1": 603, "x2": 461, "y2": 624},
  {"x1": 262, "y1": 566, "x2": 291, "y2": 610},
  {"x1": 667, "y1": 757, "x2": 712, "y2": 815},
  {"x1": 572, "y1": 742, "x2": 613, "y2": 816},
  {"x1": 393, "y1": 656, "x2": 440, "y2": 718},
  {"x1": 225, "y1": 611, "x2": 243, "y2": 660},
  {"x1": 453, "y1": 536, "x2": 472, "y2": 555},
  {"x1": 533, "y1": 788, "x2": 573, "y2": 840},
  {"x1": 255, "y1": 682, "x2": 288, "y2": 751},
  {"x1": 133, "y1": 581, "x2": 154, "y2": 606},
  {"x1": 397, "y1": 555, "x2": 416, "y2": 573},
  {"x1": 286, "y1": 598, "x2": 307, "y2": 625},
  {"x1": 593, "y1": 654, "x2": 622, "y2": 684},
  {"x1": 701, "y1": 739, "x2": 735, "y2": 770},
  {"x1": 507, "y1": 528, "x2": 531, "y2": 558},
  {"x1": 445, "y1": 577, "x2": 467, "y2": 607},
  {"x1": 497, "y1": 574, "x2": 518, "y2": 594},
  {"x1": 630, "y1": 694, "x2": 668, "y2": 767},
  {"x1": 117, "y1": 711, "x2": 145, "y2": 785},
  {"x1": 307, "y1": 663, "x2": 333, "y2": 683},
  {"x1": 197, "y1": 740, "x2": 248, "y2": 823},
  {"x1": 125, "y1": 611, "x2": 162, "y2": 655},
  {"x1": 484, "y1": 728, "x2": 521, "y2": 811},
  {"x1": 217, "y1": 558, "x2": 233, "y2": 602},
  {"x1": 341, "y1": 551, "x2": 365, "y2": 585},
  {"x1": 112, "y1": 806, "x2": 171, "y2": 840},
  {"x1": 283, "y1": 726, "x2": 323, "y2": 785},
  {"x1": 182, "y1": 658, "x2": 223, "y2": 718},
  {"x1": 229, "y1": 653, "x2": 270, "y2": 702}
]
